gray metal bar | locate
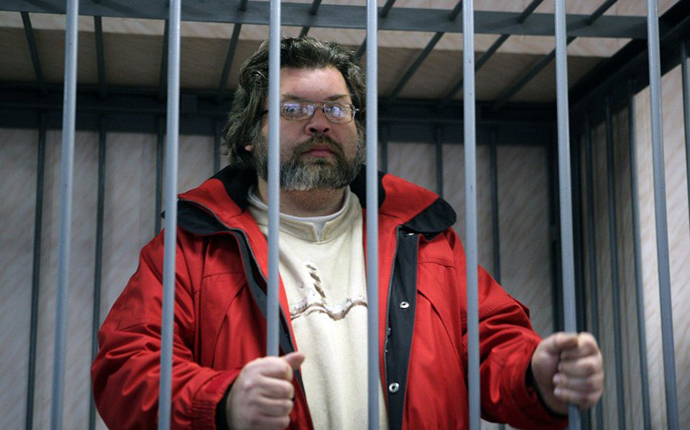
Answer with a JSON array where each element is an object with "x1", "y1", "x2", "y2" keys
[
  {"x1": 50, "y1": 0, "x2": 79, "y2": 428},
  {"x1": 604, "y1": 96, "x2": 627, "y2": 430},
  {"x1": 215, "y1": 24, "x2": 242, "y2": 103},
  {"x1": 434, "y1": 126, "x2": 444, "y2": 198},
  {"x1": 298, "y1": 0, "x2": 322, "y2": 37},
  {"x1": 266, "y1": 0, "x2": 281, "y2": 358},
  {"x1": 366, "y1": 2, "x2": 379, "y2": 428},
  {"x1": 20, "y1": 12, "x2": 47, "y2": 96},
  {"x1": 155, "y1": 117, "x2": 164, "y2": 234},
  {"x1": 463, "y1": 2, "x2": 480, "y2": 430},
  {"x1": 587, "y1": 0, "x2": 618, "y2": 26},
  {"x1": 158, "y1": 0, "x2": 181, "y2": 428},
  {"x1": 583, "y1": 116, "x2": 603, "y2": 430},
  {"x1": 489, "y1": 128, "x2": 501, "y2": 284},
  {"x1": 355, "y1": 1, "x2": 398, "y2": 60},
  {"x1": 94, "y1": 16, "x2": 107, "y2": 99},
  {"x1": 682, "y1": 41, "x2": 690, "y2": 231},
  {"x1": 554, "y1": 0, "x2": 581, "y2": 426},
  {"x1": 646, "y1": 1, "x2": 680, "y2": 428},
  {"x1": 89, "y1": 116, "x2": 107, "y2": 430},
  {"x1": 26, "y1": 113, "x2": 46, "y2": 430},
  {"x1": 627, "y1": 80, "x2": 652, "y2": 430}
]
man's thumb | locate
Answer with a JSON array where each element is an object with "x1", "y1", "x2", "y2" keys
[{"x1": 282, "y1": 352, "x2": 306, "y2": 371}]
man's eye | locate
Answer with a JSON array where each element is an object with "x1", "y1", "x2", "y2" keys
[
  {"x1": 326, "y1": 104, "x2": 347, "y2": 117},
  {"x1": 282, "y1": 103, "x2": 302, "y2": 114}
]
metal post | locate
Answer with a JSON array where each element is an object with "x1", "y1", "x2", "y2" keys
[
  {"x1": 89, "y1": 117, "x2": 107, "y2": 430},
  {"x1": 463, "y1": 2, "x2": 480, "y2": 430},
  {"x1": 158, "y1": 0, "x2": 181, "y2": 428},
  {"x1": 682, "y1": 41, "x2": 690, "y2": 230},
  {"x1": 266, "y1": 0, "x2": 281, "y2": 358},
  {"x1": 554, "y1": 0, "x2": 581, "y2": 427},
  {"x1": 645, "y1": 1, "x2": 679, "y2": 428},
  {"x1": 50, "y1": 0, "x2": 79, "y2": 428},
  {"x1": 627, "y1": 80, "x2": 652, "y2": 430},
  {"x1": 366, "y1": 2, "x2": 379, "y2": 428},
  {"x1": 26, "y1": 113, "x2": 47, "y2": 430},
  {"x1": 583, "y1": 116, "x2": 603, "y2": 430},
  {"x1": 604, "y1": 97, "x2": 627, "y2": 430}
]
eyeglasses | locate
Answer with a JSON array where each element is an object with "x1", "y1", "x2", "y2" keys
[{"x1": 265, "y1": 100, "x2": 359, "y2": 124}]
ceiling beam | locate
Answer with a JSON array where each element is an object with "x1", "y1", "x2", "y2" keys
[{"x1": 4, "y1": 1, "x2": 647, "y2": 39}]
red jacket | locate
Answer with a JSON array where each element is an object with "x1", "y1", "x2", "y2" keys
[{"x1": 92, "y1": 167, "x2": 567, "y2": 430}]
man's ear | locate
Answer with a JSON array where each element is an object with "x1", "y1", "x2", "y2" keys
[{"x1": 244, "y1": 144, "x2": 254, "y2": 152}]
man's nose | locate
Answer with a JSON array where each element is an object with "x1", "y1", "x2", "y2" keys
[{"x1": 306, "y1": 108, "x2": 331, "y2": 135}]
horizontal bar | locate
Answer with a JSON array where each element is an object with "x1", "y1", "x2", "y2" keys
[{"x1": 2, "y1": 1, "x2": 648, "y2": 39}]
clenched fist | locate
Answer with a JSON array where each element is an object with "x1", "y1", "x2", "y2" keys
[
  {"x1": 225, "y1": 352, "x2": 305, "y2": 430},
  {"x1": 531, "y1": 332, "x2": 604, "y2": 415}
]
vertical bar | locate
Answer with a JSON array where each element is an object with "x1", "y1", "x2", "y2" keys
[
  {"x1": 89, "y1": 117, "x2": 107, "y2": 430},
  {"x1": 604, "y1": 97, "x2": 627, "y2": 430},
  {"x1": 463, "y1": 2, "x2": 480, "y2": 430},
  {"x1": 366, "y1": 1, "x2": 379, "y2": 428},
  {"x1": 583, "y1": 116, "x2": 603, "y2": 430},
  {"x1": 155, "y1": 117, "x2": 164, "y2": 234},
  {"x1": 554, "y1": 0, "x2": 581, "y2": 426},
  {"x1": 51, "y1": 0, "x2": 79, "y2": 428},
  {"x1": 266, "y1": 0, "x2": 281, "y2": 357},
  {"x1": 26, "y1": 113, "x2": 47, "y2": 430},
  {"x1": 682, "y1": 41, "x2": 690, "y2": 229},
  {"x1": 646, "y1": 1, "x2": 679, "y2": 428},
  {"x1": 489, "y1": 129, "x2": 501, "y2": 284},
  {"x1": 627, "y1": 80, "x2": 652, "y2": 430},
  {"x1": 435, "y1": 126, "x2": 444, "y2": 198},
  {"x1": 158, "y1": 0, "x2": 181, "y2": 428}
]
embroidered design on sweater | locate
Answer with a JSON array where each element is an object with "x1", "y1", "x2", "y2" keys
[{"x1": 290, "y1": 261, "x2": 367, "y2": 321}]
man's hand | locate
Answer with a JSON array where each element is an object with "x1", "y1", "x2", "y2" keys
[
  {"x1": 225, "y1": 352, "x2": 305, "y2": 430},
  {"x1": 531, "y1": 332, "x2": 603, "y2": 415}
]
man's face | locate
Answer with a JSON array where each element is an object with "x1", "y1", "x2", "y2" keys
[{"x1": 253, "y1": 67, "x2": 364, "y2": 190}]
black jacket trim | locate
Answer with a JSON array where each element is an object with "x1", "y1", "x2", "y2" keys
[
  {"x1": 385, "y1": 231, "x2": 419, "y2": 430},
  {"x1": 212, "y1": 166, "x2": 256, "y2": 211},
  {"x1": 402, "y1": 197, "x2": 456, "y2": 240},
  {"x1": 349, "y1": 167, "x2": 386, "y2": 209}
]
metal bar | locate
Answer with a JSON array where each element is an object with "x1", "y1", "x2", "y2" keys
[
  {"x1": 298, "y1": 0, "x2": 322, "y2": 37},
  {"x1": 88, "y1": 116, "x2": 107, "y2": 430},
  {"x1": 627, "y1": 79, "x2": 652, "y2": 430},
  {"x1": 216, "y1": 24, "x2": 242, "y2": 103},
  {"x1": 682, "y1": 41, "x2": 690, "y2": 231},
  {"x1": 587, "y1": 0, "x2": 618, "y2": 26},
  {"x1": 50, "y1": 0, "x2": 79, "y2": 428},
  {"x1": 554, "y1": 0, "x2": 581, "y2": 426},
  {"x1": 155, "y1": 117, "x2": 164, "y2": 234},
  {"x1": 463, "y1": 2, "x2": 480, "y2": 430},
  {"x1": 604, "y1": 96, "x2": 627, "y2": 430},
  {"x1": 26, "y1": 113, "x2": 46, "y2": 430},
  {"x1": 583, "y1": 116, "x2": 603, "y2": 430},
  {"x1": 94, "y1": 16, "x2": 107, "y2": 99},
  {"x1": 366, "y1": 1, "x2": 379, "y2": 428},
  {"x1": 158, "y1": 20, "x2": 170, "y2": 102},
  {"x1": 355, "y1": 0, "x2": 398, "y2": 61},
  {"x1": 20, "y1": 12, "x2": 47, "y2": 96},
  {"x1": 214, "y1": 120, "x2": 221, "y2": 173},
  {"x1": 434, "y1": 126, "x2": 444, "y2": 197},
  {"x1": 489, "y1": 128, "x2": 501, "y2": 284},
  {"x1": 646, "y1": 1, "x2": 680, "y2": 428},
  {"x1": 266, "y1": 0, "x2": 281, "y2": 358},
  {"x1": 158, "y1": 0, "x2": 181, "y2": 428}
]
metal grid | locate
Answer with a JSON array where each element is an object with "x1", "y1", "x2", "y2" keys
[{"x1": 1, "y1": 1, "x2": 689, "y2": 430}]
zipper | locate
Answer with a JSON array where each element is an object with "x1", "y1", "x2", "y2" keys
[
  {"x1": 179, "y1": 198, "x2": 299, "y2": 353},
  {"x1": 382, "y1": 226, "x2": 401, "y2": 399}
]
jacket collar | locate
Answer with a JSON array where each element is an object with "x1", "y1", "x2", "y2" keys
[{"x1": 177, "y1": 165, "x2": 456, "y2": 239}]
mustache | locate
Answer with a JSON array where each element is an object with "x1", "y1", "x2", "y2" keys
[{"x1": 293, "y1": 137, "x2": 345, "y2": 157}]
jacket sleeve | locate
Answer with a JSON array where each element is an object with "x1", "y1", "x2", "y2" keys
[
  {"x1": 91, "y1": 230, "x2": 238, "y2": 430},
  {"x1": 447, "y1": 229, "x2": 568, "y2": 430}
]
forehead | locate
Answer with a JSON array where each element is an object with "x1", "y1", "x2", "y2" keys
[{"x1": 279, "y1": 67, "x2": 350, "y2": 100}]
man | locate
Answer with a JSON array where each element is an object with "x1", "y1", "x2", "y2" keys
[{"x1": 92, "y1": 37, "x2": 603, "y2": 430}]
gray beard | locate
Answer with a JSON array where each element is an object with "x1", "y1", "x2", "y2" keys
[{"x1": 253, "y1": 132, "x2": 365, "y2": 190}]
